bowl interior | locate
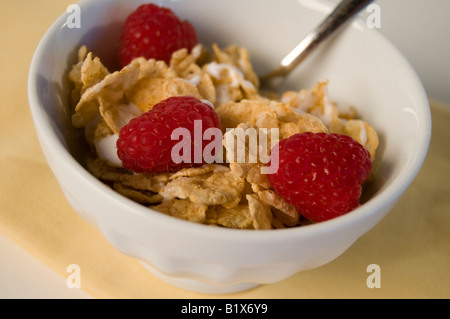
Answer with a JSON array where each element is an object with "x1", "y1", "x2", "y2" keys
[{"x1": 29, "y1": 0, "x2": 431, "y2": 231}]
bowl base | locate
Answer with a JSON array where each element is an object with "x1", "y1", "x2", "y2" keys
[{"x1": 140, "y1": 261, "x2": 260, "y2": 295}]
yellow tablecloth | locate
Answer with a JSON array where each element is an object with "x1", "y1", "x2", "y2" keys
[{"x1": 1, "y1": 0, "x2": 449, "y2": 299}]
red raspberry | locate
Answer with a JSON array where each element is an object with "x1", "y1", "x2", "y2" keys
[
  {"x1": 268, "y1": 132, "x2": 372, "y2": 222},
  {"x1": 118, "y1": 3, "x2": 198, "y2": 68},
  {"x1": 116, "y1": 96, "x2": 220, "y2": 174}
]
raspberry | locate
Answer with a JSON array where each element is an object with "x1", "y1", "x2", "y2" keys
[
  {"x1": 116, "y1": 96, "x2": 220, "y2": 174},
  {"x1": 268, "y1": 132, "x2": 372, "y2": 222},
  {"x1": 118, "y1": 4, "x2": 198, "y2": 68}
]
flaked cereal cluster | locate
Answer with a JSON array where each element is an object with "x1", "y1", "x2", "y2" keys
[{"x1": 69, "y1": 42, "x2": 379, "y2": 230}]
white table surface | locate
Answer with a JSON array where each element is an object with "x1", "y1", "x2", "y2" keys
[{"x1": 0, "y1": 232, "x2": 92, "y2": 299}]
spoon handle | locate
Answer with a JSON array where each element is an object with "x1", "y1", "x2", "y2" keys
[{"x1": 261, "y1": 0, "x2": 373, "y2": 89}]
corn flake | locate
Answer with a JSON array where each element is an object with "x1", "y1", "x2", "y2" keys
[
  {"x1": 197, "y1": 73, "x2": 216, "y2": 104},
  {"x1": 126, "y1": 77, "x2": 201, "y2": 112},
  {"x1": 170, "y1": 46, "x2": 202, "y2": 79},
  {"x1": 72, "y1": 59, "x2": 141, "y2": 128},
  {"x1": 205, "y1": 205, "x2": 254, "y2": 229},
  {"x1": 211, "y1": 43, "x2": 259, "y2": 89},
  {"x1": 160, "y1": 169, "x2": 244, "y2": 209},
  {"x1": 152, "y1": 199, "x2": 208, "y2": 224},
  {"x1": 223, "y1": 123, "x2": 273, "y2": 189},
  {"x1": 119, "y1": 172, "x2": 171, "y2": 193},
  {"x1": 216, "y1": 99, "x2": 279, "y2": 131},
  {"x1": 86, "y1": 157, "x2": 130, "y2": 182},
  {"x1": 99, "y1": 97, "x2": 142, "y2": 134},
  {"x1": 257, "y1": 190, "x2": 299, "y2": 226},
  {"x1": 169, "y1": 164, "x2": 229, "y2": 180},
  {"x1": 246, "y1": 194, "x2": 272, "y2": 230},
  {"x1": 113, "y1": 183, "x2": 163, "y2": 205}
]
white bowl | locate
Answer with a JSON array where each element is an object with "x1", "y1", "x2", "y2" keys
[{"x1": 28, "y1": 0, "x2": 431, "y2": 294}]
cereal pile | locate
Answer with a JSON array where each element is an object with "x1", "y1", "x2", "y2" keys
[
  {"x1": 68, "y1": 43, "x2": 378, "y2": 229},
  {"x1": 68, "y1": 4, "x2": 379, "y2": 230}
]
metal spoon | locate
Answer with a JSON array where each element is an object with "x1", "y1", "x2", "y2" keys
[{"x1": 260, "y1": 0, "x2": 374, "y2": 93}]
